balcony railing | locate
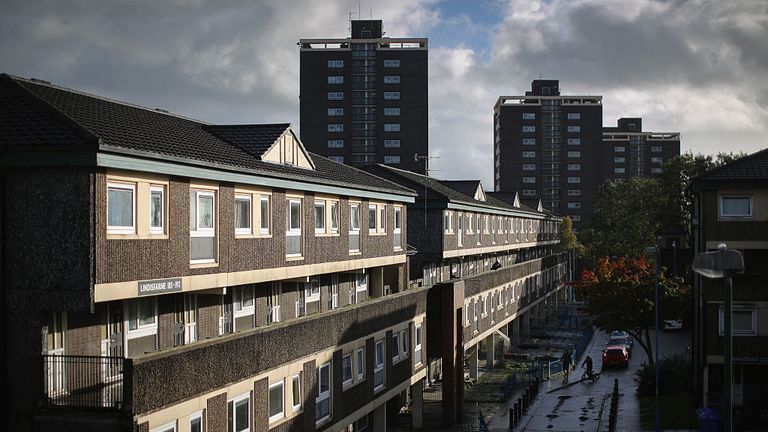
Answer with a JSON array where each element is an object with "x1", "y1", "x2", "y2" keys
[{"x1": 42, "y1": 355, "x2": 131, "y2": 410}]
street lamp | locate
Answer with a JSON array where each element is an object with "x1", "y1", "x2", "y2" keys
[
  {"x1": 643, "y1": 245, "x2": 661, "y2": 432},
  {"x1": 692, "y1": 244, "x2": 744, "y2": 432}
]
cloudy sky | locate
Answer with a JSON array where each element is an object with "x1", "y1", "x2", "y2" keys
[{"x1": 2, "y1": 0, "x2": 766, "y2": 187}]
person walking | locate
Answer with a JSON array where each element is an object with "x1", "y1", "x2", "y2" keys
[{"x1": 561, "y1": 350, "x2": 572, "y2": 379}]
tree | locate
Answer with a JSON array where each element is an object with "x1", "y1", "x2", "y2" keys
[
  {"x1": 559, "y1": 216, "x2": 583, "y2": 254},
  {"x1": 580, "y1": 177, "x2": 662, "y2": 260},
  {"x1": 574, "y1": 256, "x2": 690, "y2": 366}
]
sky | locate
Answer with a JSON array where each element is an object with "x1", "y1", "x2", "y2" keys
[{"x1": 2, "y1": 0, "x2": 767, "y2": 188}]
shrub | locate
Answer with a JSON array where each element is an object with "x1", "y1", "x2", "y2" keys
[{"x1": 635, "y1": 353, "x2": 692, "y2": 397}]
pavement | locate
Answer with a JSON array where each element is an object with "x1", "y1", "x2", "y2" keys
[{"x1": 485, "y1": 327, "x2": 692, "y2": 432}]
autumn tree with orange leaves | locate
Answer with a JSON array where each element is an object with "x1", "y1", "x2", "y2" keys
[{"x1": 574, "y1": 256, "x2": 689, "y2": 365}]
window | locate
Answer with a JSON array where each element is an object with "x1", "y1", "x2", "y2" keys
[
  {"x1": 151, "y1": 422, "x2": 177, "y2": 432},
  {"x1": 327, "y1": 124, "x2": 344, "y2": 132},
  {"x1": 523, "y1": 151, "x2": 536, "y2": 158},
  {"x1": 286, "y1": 199, "x2": 302, "y2": 257},
  {"x1": 330, "y1": 201, "x2": 339, "y2": 232},
  {"x1": 415, "y1": 325, "x2": 422, "y2": 365},
  {"x1": 651, "y1": 157, "x2": 662, "y2": 163},
  {"x1": 327, "y1": 76, "x2": 344, "y2": 84},
  {"x1": 567, "y1": 177, "x2": 581, "y2": 184},
  {"x1": 567, "y1": 138, "x2": 581, "y2": 145},
  {"x1": 614, "y1": 146, "x2": 626, "y2": 152},
  {"x1": 126, "y1": 297, "x2": 156, "y2": 337},
  {"x1": 720, "y1": 196, "x2": 752, "y2": 217},
  {"x1": 651, "y1": 146, "x2": 662, "y2": 152},
  {"x1": 719, "y1": 306, "x2": 757, "y2": 336},
  {"x1": 567, "y1": 164, "x2": 581, "y2": 171},
  {"x1": 522, "y1": 164, "x2": 536, "y2": 171},
  {"x1": 149, "y1": 186, "x2": 165, "y2": 234},
  {"x1": 234, "y1": 194, "x2": 252, "y2": 235},
  {"x1": 523, "y1": 176, "x2": 536, "y2": 184},
  {"x1": 368, "y1": 205, "x2": 377, "y2": 232},
  {"x1": 522, "y1": 125, "x2": 536, "y2": 133},
  {"x1": 260, "y1": 197, "x2": 270, "y2": 234},
  {"x1": 392, "y1": 332, "x2": 400, "y2": 361},
  {"x1": 384, "y1": 123, "x2": 401, "y2": 132},
  {"x1": 384, "y1": 91, "x2": 400, "y2": 100},
  {"x1": 523, "y1": 189, "x2": 536, "y2": 197},
  {"x1": 383, "y1": 59, "x2": 400, "y2": 67},
  {"x1": 379, "y1": 207, "x2": 385, "y2": 232},
  {"x1": 567, "y1": 189, "x2": 581, "y2": 196},
  {"x1": 567, "y1": 125, "x2": 581, "y2": 132},
  {"x1": 233, "y1": 285, "x2": 255, "y2": 317},
  {"x1": 567, "y1": 202, "x2": 581, "y2": 209},
  {"x1": 190, "y1": 189, "x2": 216, "y2": 263},
  {"x1": 190, "y1": 411, "x2": 203, "y2": 432},
  {"x1": 356, "y1": 348, "x2": 365, "y2": 379},
  {"x1": 614, "y1": 167, "x2": 625, "y2": 174},
  {"x1": 342, "y1": 354, "x2": 353, "y2": 386},
  {"x1": 614, "y1": 157, "x2": 625, "y2": 163},
  {"x1": 651, "y1": 167, "x2": 662, "y2": 174},
  {"x1": 329, "y1": 155, "x2": 344, "y2": 163},
  {"x1": 384, "y1": 107, "x2": 400, "y2": 116},
  {"x1": 374, "y1": 340, "x2": 385, "y2": 391},
  {"x1": 384, "y1": 139, "x2": 401, "y2": 148},
  {"x1": 444, "y1": 211, "x2": 453, "y2": 234},
  {"x1": 327, "y1": 92, "x2": 344, "y2": 100},
  {"x1": 327, "y1": 108, "x2": 344, "y2": 116},
  {"x1": 571, "y1": 215, "x2": 581, "y2": 222},
  {"x1": 228, "y1": 393, "x2": 250, "y2": 432},
  {"x1": 327, "y1": 139, "x2": 344, "y2": 148},
  {"x1": 349, "y1": 203, "x2": 360, "y2": 252},
  {"x1": 292, "y1": 374, "x2": 302, "y2": 412},
  {"x1": 522, "y1": 138, "x2": 536, "y2": 145},
  {"x1": 269, "y1": 380, "x2": 284, "y2": 423},
  {"x1": 568, "y1": 151, "x2": 581, "y2": 158},
  {"x1": 384, "y1": 155, "x2": 400, "y2": 164},
  {"x1": 400, "y1": 329, "x2": 409, "y2": 359},
  {"x1": 314, "y1": 200, "x2": 326, "y2": 233},
  {"x1": 522, "y1": 112, "x2": 536, "y2": 120},
  {"x1": 316, "y1": 362, "x2": 331, "y2": 423},
  {"x1": 327, "y1": 60, "x2": 344, "y2": 68},
  {"x1": 107, "y1": 182, "x2": 135, "y2": 234},
  {"x1": 567, "y1": 112, "x2": 581, "y2": 120},
  {"x1": 394, "y1": 206, "x2": 402, "y2": 250},
  {"x1": 383, "y1": 75, "x2": 400, "y2": 84}
]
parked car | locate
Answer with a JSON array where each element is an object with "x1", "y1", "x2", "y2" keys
[
  {"x1": 607, "y1": 336, "x2": 633, "y2": 356},
  {"x1": 663, "y1": 318, "x2": 683, "y2": 331},
  {"x1": 609, "y1": 330, "x2": 630, "y2": 338},
  {"x1": 602, "y1": 345, "x2": 630, "y2": 368}
]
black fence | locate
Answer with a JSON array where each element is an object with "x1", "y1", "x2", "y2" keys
[{"x1": 42, "y1": 354, "x2": 132, "y2": 410}]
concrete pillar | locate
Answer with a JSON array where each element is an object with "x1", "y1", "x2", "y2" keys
[
  {"x1": 468, "y1": 345, "x2": 478, "y2": 379},
  {"x1": 486, "y1": 333, "x2": 496, "y2": 367},
  {"x1": 373, "y1": 403, "x2": 386, "y2": 432},
  {"x1": 433, "y1": 279, "x2": 465, "y2": 426},
  {"x1": 371, "y1": 267, "x2": 385, "y2": 298},
  {"x1": 411, "y1": 379, "x2": 424, "y2": 429}
]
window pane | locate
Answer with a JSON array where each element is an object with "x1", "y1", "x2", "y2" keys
[
  {"x1": 190, "y1": 417, "x2": 201, "y2": 432},
  {"x1": 315, "y1": 203, "x2": 325, "y2": 230},
  {"x1": 290, "y1": 201, "x2": 301, "y2": 230},
  {"x1": 243, "y1": 286, "x2": 254, "y2": 308},
  {"x1": 235, "y1": 198, "x2": 251, "y2": 230},
  {"x1": 260, "y1": 198, "x2": 270, "y2": 230},
  {"x1": 127, "y1": 301, "x2": 138, "y2": 330},
  {"x1": 198, "y1": 195, "x2": 214, "y2": 229},
  {"x1": 108, "y1": 187, "x2": 133, "y2": 227},
  {"x1": 235, "y1": 399, "x2": 249, "y2": 432},
  {"x1": 150, "y1": 189, "x2": 163, "y2": 229},
  {"x1": 351, "y1": 206, "x2": 359, "y2": 230},
  {"x1": 356, "y1": 350, "x2": 364, "y2": 376},
  {"x1": 369, "y1": 207, "x2": 376, "y2": 230},
  {"x1": 733, "y1": 311, "x2": 753, "y2": 331},
  {"x1": 292, "y1": 375, "x2": 301, "y2": 408},
  {"x1": 269, "y1": 383, "x2": 283, "y2": 418},
  {"x1": 342, "y1": 355, "x2": 352, "y2": 382},
  {"x1": 331, "y1": 203, "x2": 338, "y2": 230},
  {"x1": 722, "y1": 197, "x2": 750, "y2": 216},
  {"x1": 139, "y1": 297, "x2": 155, "y2": 326},
  {"x1": 319, "y1": 365, "x2": 330, "y2": 393}
]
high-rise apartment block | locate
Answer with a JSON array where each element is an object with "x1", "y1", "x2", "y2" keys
[
  {"x1": 299, "y1": 20, "x2": 428, "y2": 173},
  {"x1": 494, "y1": 80, "x2": 680, "y2": 226}
]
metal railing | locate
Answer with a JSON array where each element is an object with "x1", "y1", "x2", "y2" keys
[{"x1": 42, "y1": 354, "x2": 131, "y2": 410}]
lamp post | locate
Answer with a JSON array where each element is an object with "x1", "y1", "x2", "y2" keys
[
  {"x1": 692, "y1": 244, "x2": 745, "y2": 432},
  {"x1": 643, "y1": 245, "x2": 661, "y2": 432}
]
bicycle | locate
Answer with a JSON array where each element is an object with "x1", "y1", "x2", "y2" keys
[{"x1": 580, "y1": 370, "x2": 600, "y2": 383}]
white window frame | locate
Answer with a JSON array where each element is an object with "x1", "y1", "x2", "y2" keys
[
  {"x1": 233, "y1": 285, "x2": 255, "y2": 318},
  {"x1": 314, "y1": 200, "x2": 326, "y2": 234},
  {"x1": 151, "y1": 421, "x2": 177, "y2": 432},
  {"x1": 718, "y1": 306, "x2": 757, "y2": 336},
  {"x1": 349, "y1": 203, "x2": 360, "y2": 253},
  {"x1": 149, "y1": 185, "x2": 165, "y2": 235},
  {"x1": 291, "y1": 373, "x2": 302, "y2": 412},
  {"x1": 374, "y1": 339, "x2": 385, "y2": 392},
  {"x1": 368, "y1": 204, "x2": 377, "y2": 233},
  {"x1": 720, "y1": 196, "x2": 753, "y2": 218},
  {"x1": 400, "y1": 329, "x2": 409, "y2": 359},
  {"x1": 415, "y1": 325, "x2": 422, "y2": 365},
  {"x1": 190, "y1": 189, "x2": 217, "y2": 264},
  {"x1": 393, "y1": 206, "x2": 402, "y2": 250},
  {"x1": 189, "y1": 411, "x2": 203, "y2": 432},
  {"x1": 392, "y1": 332, "x2": 401, "y2": 361},
  {"x1": 234, "y1": 193, "x2": 252, "y2": 235},
  {"x1": 355, "y1": 347, "x2": 365, "y2": 380},
  {"x1": 107, "y1": 182, "x2": 136, "y2": 234},
  {"x1": 259, "y1": 196, "x2": 271, "y2": 235},
  {"x1": 330, "y1": 201, "x2": 339, "y2": 233},
  {"x1": 342, "y1": 353, "x2": 353, "y2": 387},
  {"x1": 229, "y1": 392, "x2": 251, "y2": 432},
  {"x1": 125, "y1": 297, "x2": 158, "y2": 340},
  {"x1": 269, "y1": 380, "x2": 285, "y2": 423},
  {"x1": 356, "y1": 273, "x2": 368, "y2": 295},
  {"x1": 316, "y1": 362, "x2": 332, "y2": 425},
  {"x1": 286, "y1": 198, "x2": 302, "y2": 257}
]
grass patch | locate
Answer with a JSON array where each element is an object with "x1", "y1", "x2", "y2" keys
[{"x1": 639, "y1": 392, "x2": 698, "y2": 430}]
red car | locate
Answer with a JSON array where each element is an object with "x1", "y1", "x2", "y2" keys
[{"x1": 602, "y1": 345, "x2": 630, "y2": 368}]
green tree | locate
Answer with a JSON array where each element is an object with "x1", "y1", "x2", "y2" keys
[
  {"x1": 580, "y1": 177, "x2": 662, "y2": 260},
  {"x1": 574, "y1": 256, "x2": 690, "y2": 365},
  {"x1": 559, "y1": 216, "x2": 579, "y2": 251}
]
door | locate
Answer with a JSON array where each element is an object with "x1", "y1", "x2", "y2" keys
[
  {"x1": 101, "y1": 304, "x2": 123, "y2": 383},
  {"x1": 47, "y1": 312, "x2": 67, "y2": 396},
  {"x1": 268, "y1": 282, "x2": 281, "y2": 323},
  {"x1": 220, "y1": 292, "x2": 233, "y2": 335}
]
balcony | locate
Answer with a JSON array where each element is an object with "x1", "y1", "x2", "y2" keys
[{"x1": 42, "y1": 354, "x2": 132, "y2": 411}]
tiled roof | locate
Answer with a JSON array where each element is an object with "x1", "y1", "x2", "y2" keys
[
  {"x1": 363, "y1": 164, "x2": 547, "y2": 215},
  {"x1": 204, "y1": 123, "x2": 290, "y2": 159},
  {"x1": 0, "y1": 74, "x2": 415, "y2": 196},
  {"x1": 486, "y1": 192, "x2": 540, "y2": 214},
  {"x1": 694, "y1": 148, "x2": 768, "y2": 183},
  {"x1": 439, "y1": 180, "x2": 481, "y2": 199}
]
